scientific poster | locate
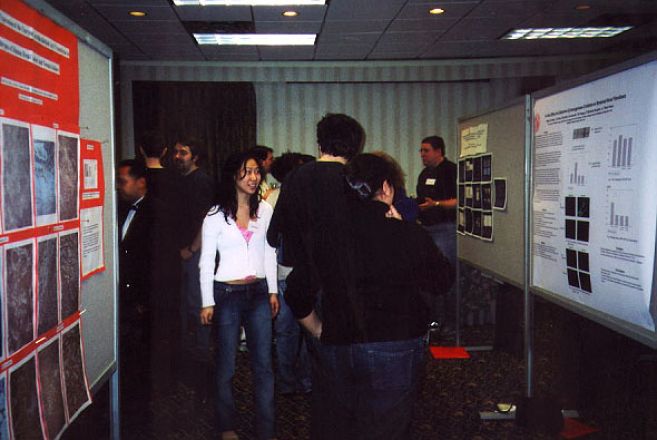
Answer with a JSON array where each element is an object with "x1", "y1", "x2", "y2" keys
[
  {"x1": 32, "y1": 125, "x2": 58, "y2": 226},
  {"x1": 8, "y1": 355, "x2": 43, "y2": 439},
  {"x1": 460, "y1": 123, "x2": 488, "y2": 157},
  {"x1": 59, "y1": 230, "x2": 79, "y2": 320},
  {"x1": 57, "y1": 132, "x2": 79, "y2": 222},
  {"x1": 1, "y1": 118, "x2": 33, "y2": 232},
  {"x1": 61, "y1": 322, "x2": 91, "y2": 423},
  {"x1": 4, "y1": 240, "x2": 34, "y2": 355},
  {"x1": 80, "y1": 206, "x2": 104, "y2": 278},
  {"x1": 37, "y1": 235, "x2": 58, "y2": 336},
  {"x1": 37, "y1": 336, "x2": 66, "y2": 440},
  {"x1": 532, "y1": 60, "x2": 657, "y2": 331}
]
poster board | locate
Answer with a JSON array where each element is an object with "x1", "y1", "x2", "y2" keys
[
  {"x1": 457, "y1": 99, "x2": 528, "y2": 287},
  {"x1": 0, "y1": 1, "x2": 116, "y2": 437},
  {"x1": 531, "y1": 52, "x2": 657, "y2": 348}
]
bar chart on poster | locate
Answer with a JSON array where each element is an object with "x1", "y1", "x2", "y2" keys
[
  {"x1": 532, "y1": 55, "x2": 657, "y2": 346},
  {"x1": 0, "y1": 0, "x2": 116, "y2": 438}
]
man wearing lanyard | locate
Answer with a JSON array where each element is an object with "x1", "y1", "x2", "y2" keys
[{"x1": 416, "y1": 136, "x2": 458, "y2": 327}]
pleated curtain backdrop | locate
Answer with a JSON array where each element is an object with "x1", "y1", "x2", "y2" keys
[{"x1": 132, "y1": 81, "x2": 257, "y2": 180}]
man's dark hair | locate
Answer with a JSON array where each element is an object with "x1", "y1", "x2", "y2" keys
[
  {"x1": 422, "y1": 136, "x2": 446, "y2": 155},
  {"x1": 316, "y1": 113, "x2": 365, "y2": 160},
  {"x1": 270, "y1": 152, "x2": 315, "y2": 183},
  {"x1": 137, "y1": 131, "x2": 166, "y2": 158},
  {"x1": 176, "y1": 136, "x2": 205, "y2": 161},
  {"x1": 251, "y1": 145, "x2": 273, "y2": 162},
  {"x1": 118, "y1": 159, "x2": 147, "y2": 180}
]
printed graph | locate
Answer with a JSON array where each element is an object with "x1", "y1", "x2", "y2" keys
[{"x1": 609, "y1": 125, "x2": 637, "y2": 169}]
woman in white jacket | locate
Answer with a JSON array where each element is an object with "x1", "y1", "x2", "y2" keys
[{"x1": 199, "y1": 150, "x2": 280, "y2": 440}]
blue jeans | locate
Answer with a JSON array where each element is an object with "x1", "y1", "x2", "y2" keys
[
  {"x1": 274, "y1": 280, "x2": 312, "y2": 394},
  {"x1": 213, "y1": 280, "x2": 275, "y2": 439},
  {"x1": 308, "y1": 337, "x2": 425, "y2": 440},
  {"x1": 424, "y1": 222, "x2": 457, "y2": 325}
]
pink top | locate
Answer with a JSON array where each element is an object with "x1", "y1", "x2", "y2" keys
[{"x1": 238, "y1": 224, "x2": 253, "y2": 244}]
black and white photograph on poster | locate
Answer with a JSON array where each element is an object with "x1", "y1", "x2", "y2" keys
[
  {"x1": 465, "y1": 158, "x2": 473, "y2": 182},
  {"x1": 61, "y1": 322, "x2": 91, "y2": 422},
  {"x1": 457, "y1": 208, "x2": 465, "y2": 235},
  {"x1": 1, "y1": 118, "x2": 33, "y2": 232},
  {"x1": 493, "y1": 178, "x2": 507, "y2": 211},
  {"x1": 32, "y1": 125, "x2": 58, "y2": 226},
  {"x1": 465, "y1": 184, "x2": 473, "y2": 207},
  {"x1": 465, "y1": 207, "x2": 473, "y2": 234},
  {"x1": 37, "y1": 336, "x2": 66, "y2": 440},
  {"x1": 37, "y1": 235, "x2": 59, "y2": 336},
  {"x1": 59, "y1": 230, "x2": 80, "y2": 320},
  {"x1": 473, "y1": 183, "x2": 482, "y2": 209},
  {"x1": 482, "y1": 211, "x2": 493, "y2": 241},
  {"x1": 473, "y1": 156, "x2": 482, "y2": 182},
  {"x1": 57, "y1": 132, "x2": 79, "y2": 222},
  {"x1": 482, "y1": 154, "x2": 492, "y2": 182},
  {"x1": 458, "y1": 184, "x2": 465, "y2": 207},
  {"x1": 8, "y1": 355, "x2": 44, "y2": 440},
  {"x1": 482, "y1": 183, "x2": 492, "y2": 210},
  {"x1": 473, "y1": 210, "x2": 482, "y2": 237},
  {"x1": 0, "y1": 375, "x2": 9, "y2": 440},
  {"x1": 458, "y1": 160, "x2": 465, "y2": 183},
  {"x1": 4, "y1": 240, "x2": 34, "y2": 355}
]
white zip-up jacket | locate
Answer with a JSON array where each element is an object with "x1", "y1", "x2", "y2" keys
[{"x1": 199, "y1": 201, "x2": 278, "y2": 308}]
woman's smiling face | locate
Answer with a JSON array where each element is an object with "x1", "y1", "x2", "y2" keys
[{"x1": 235, "y1": 158, "x2": 262, "y2": 196}]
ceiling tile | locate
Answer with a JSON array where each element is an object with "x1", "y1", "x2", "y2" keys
[
  {"x1": 325, "y1": 0, "x2": 406, "y2": 21},
  {"x1": 174, "y1": 5, "x2": 252, "y2": 21},
  {"x1": 314, "y1": 43, "x2": 371, "y2": 60},
  {"x1": 388, "y1": 18, "x2": 459, "y2": 32},
  {"x1": 255, "y1": 20, "x2": 323, "y2": 33},
  {"x1": 94, "y1": 5, "x2": 177, "y2": 21},
  {"x1": 467, "y1": 1, "x2": 549, "y2": 19},
  {"x1": 252, "y1": 5, "x2": 327, "y2": 21},
  {"x1": 111, "y1": 20, "x2": 188, "y2": 35},
  {"x1": 258, "y1": 46, "x2": 316, "y2": 60},
  {"x1": 378, "y1": 31, "x2": 443, "y2": 45},
  {"x1": 368, "y1": 48, "x2": 422, "y2": 59},
  {"x1": 439, "y1": 18, "x2": 519, "y2": 41},
  {"x1": 318, "y1": 32, "x2": 381, "y2": 44},
  {"x1": 322, "y1": 19, "x2": 389, "y2": 33}
]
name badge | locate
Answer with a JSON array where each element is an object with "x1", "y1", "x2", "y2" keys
[{"x1": 425, "y1": 178, "x2": 436, "y2": 185}]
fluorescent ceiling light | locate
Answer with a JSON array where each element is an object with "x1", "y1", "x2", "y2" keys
[
  {"x1": 194, "y1": 33, "x2": 316, "y2": 45},
  {"x1": 174, "y1": 0, "x2": 325, "y2": 5},
  {"x1": 502, "y1": 26, "x2": 632, "y2": 40}
]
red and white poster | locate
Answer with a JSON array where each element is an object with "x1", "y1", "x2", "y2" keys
[{"x1": 79, "y1": 139, "x2": 105, "y2": 279}]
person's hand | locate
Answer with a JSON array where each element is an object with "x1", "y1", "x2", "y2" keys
[
  {"x1": 180, "y1": 247, "x2": 194, "y2": 260},
  {"x1": 269, "y1": 294, "x2": 280, "y2": 318},
  {"x1": 262, "y1": 188, "x2": 275, "y2": 200},
  {"x1": 200, "y1": 306, "x2": 214, "y2": 325},
  {"x1": 386, "y1": 204, "x2": 402, "y2": 220},
  {"x1": 418, "y1": 197, "x2": 436, "y2": 211}
]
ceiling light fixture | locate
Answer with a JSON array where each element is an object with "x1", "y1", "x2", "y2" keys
[
  {"x1": 282, "y1": 10, "x2": 299, "y2": 17},
  {"x1": 129, "y1": 11, "x2": 147, "y2": 17},
  {"x1": 502, "y1": 26, "x2": 632, "y2": 40},
  {"x1": 194, "y1": 33, "x2": 316, "y2": 45},
  {"x1": 429, "y1": 8, "x2": 445, "y2": 15},
  {"x1": 575, "y1": 4, "x2": 591, "y2": 11},
  {"x1": 174, "y1": 0, "x2": 325, "y2": 5}
]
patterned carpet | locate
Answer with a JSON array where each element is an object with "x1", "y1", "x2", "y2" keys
[{"x1": 64, "y1": 296, "x2": 657, "y2": 440}]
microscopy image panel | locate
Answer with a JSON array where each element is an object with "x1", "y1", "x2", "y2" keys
[
  {"x1": 2, "y1": 123, "x2": 33, "y2": 231},
  {"x1": 0, "y1": 376, "x2": 9, "y2": 440},
  {"x1": 565, "y1": 196, "x2": 576, "y2": 217},
  {"x1": 473, "y1": 156, "x2": 482, "y2": 182},
  {"x1": 5, "y1": 242, "x2": 34, "y2": 355},
  {"x1": 566, "y1": 249, "x2": 577, "y2": 268},
  {"x1": 473, "y1": 210, "x2": 482, "y2": 237},
  {"x1": 577, "y1": 221, "x2": 590, "y2": 242},
  {"x1": 565, "y1": 219, "x2": 576, "y2": 240},
  {"x1": 37, "y1": 338, "x2": 66, "y2": 439},
  {"x1": 481, "y1": 154, "x2": 492, "y2": 182},
  {"x1": 38, "y1": 237, "x2": 58, "y2": 335},
  {"x1": 579, "y1": 272, "x2": 592, "y2": 293},
  {"x1": 62, "y1": 324, "x2": 91, "y2": 420},
  {"x1": 578, "y1": 251, "x2": 590, "y2": 273},
  {"x1": 60, "y1": 231, "x2": 80, "y2": 319},
  {"x1": 34, "y1": 139, "x2": 57, "y2": 218},
  {"x1": 473, "y1": 184, "x2": 482, "y2": 209},
  {"x1": 567, "y1": 269, "x2": 580, "y2": 288},
  {"x1": 481, "y1": 184, "x2": 492, "y2": 210},
  {"x1": 9, "y1": 357, "x2": 43, "y2": 439},
  {"x1": 58, "y1": 134, "x2": 79, "y2": 221},
  {"x1": 577, "y1": 197, "x2": 590, "y2": 218},
  {"x1": 458, "y1": 160, "x2": 465, "y2": 183}
]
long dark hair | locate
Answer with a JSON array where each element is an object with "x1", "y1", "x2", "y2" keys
[
  {"x1": 211, "y1": 150, "x2": 262, "y2": 222},
  {"x1": 344, "y1": 153, "x2": 400, "y2": 200}
]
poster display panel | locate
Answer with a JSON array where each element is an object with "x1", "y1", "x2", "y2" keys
[
  {"x1": 532, "y1": 60, "x2": 657, "y2": 332},
  {"x1": 36, "y1": 335, "x2": 66, "y2": 440}
]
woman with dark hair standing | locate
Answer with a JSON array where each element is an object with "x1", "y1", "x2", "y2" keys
[
  {"x1": 199, "y1": 151, "x2": 280, "y2": 440},
  {"x1": 299, "y1": 153, "x2": 454, "y2": 440}
]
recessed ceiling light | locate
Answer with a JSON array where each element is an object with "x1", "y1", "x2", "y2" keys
[
  {"x1": 282, "y1": 10, "x2": 298, "y2": 17},
  {"x1": 174, "y1": 0, "x2": 325, "y2": 5},
  {"x1": 429, "y1": 8, "x2": 445, "y2": 15},
  {"x1": 129, "y1": 11, "x2": 147, "y2": 17},
  {"x1": 575, "y1": 4, "x2": 591, "y2": 11},
  {"x1": 502, "y1": 26, "x2": 632, "y2": 40},
  {"x1": 194, "y1": 33, "x2": 316, "y2": 45}
]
